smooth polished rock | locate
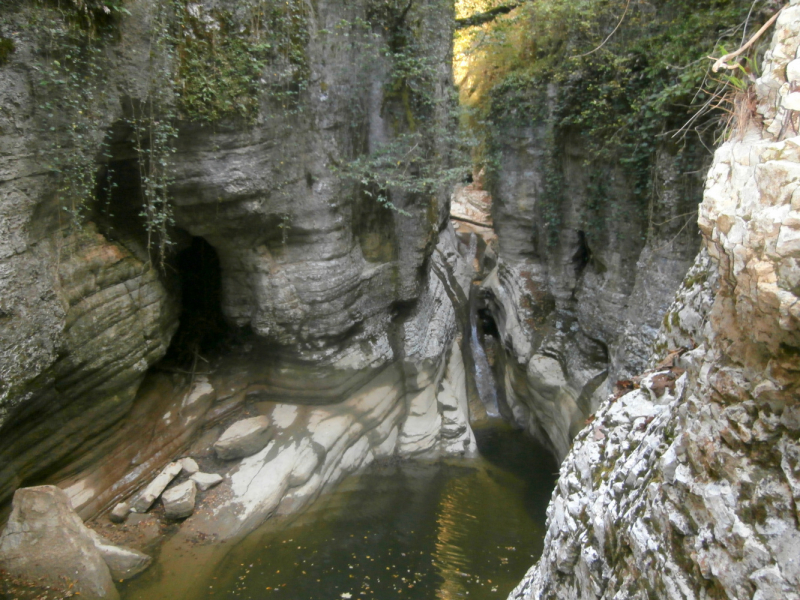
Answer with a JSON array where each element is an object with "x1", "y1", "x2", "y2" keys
[
  {"x1": 109, "y1": 502, "x2": 130, "y2": 523},
  {"x1": 180, "y1": 457, "x2": 200, "y2": 475},
  {"x1": 214, "y1": 416, "x2": 272, "y2": 460},
  {"x1": 87, "y1": 529, "x2": 151, "y2": 581},
  {"x1": 191, "y1": 472, "x2": 223, "y2": 491}
]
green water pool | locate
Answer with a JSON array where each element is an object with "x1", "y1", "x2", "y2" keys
[{"x1": 123, "y1": 421, "x2": 557, "y2": 600}]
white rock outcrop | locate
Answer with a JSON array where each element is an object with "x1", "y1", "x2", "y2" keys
[
  {"x1": 214, "y1": 416, "x2": 272, "y2": 460},
  {"x1": 510, "y1": 5, "x2": 800, "y2": 599}
]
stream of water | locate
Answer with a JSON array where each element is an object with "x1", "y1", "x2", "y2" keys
[{"x1": 123, "y1": 421, "x2": 556, "y2": 600}]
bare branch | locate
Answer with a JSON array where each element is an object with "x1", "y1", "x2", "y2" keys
[
  {"x1": 455, "y1": 3, "x2": 520, "y2": 30},
  {"x1": 710, "y1": 5, "x2": 785, "y2": 72}
]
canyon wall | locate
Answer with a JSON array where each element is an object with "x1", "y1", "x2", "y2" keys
[
  {"x1": 510, "y1": 4, "x2": 800, "y2": 598},
  {"x1": 0, "y1": 0, "x2": 475, "y2": 531},
  {"x1": 480, "y1": 105, "x2": 702, "y2": 462}
]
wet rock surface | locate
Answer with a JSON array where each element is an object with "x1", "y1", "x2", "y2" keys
[{"x1": 511, "y1": 6, "x2": 800, "y2": 598}]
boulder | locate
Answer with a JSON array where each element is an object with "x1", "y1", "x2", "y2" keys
[
  {"x1": 162, "y1": 480, "x2": 196, "y2": 519},
  {"x1": 191, "y1": 472, "x2": 223, "y2": 491},
  {"x1": 179, "y1": 457, "x2": 200, "y2": 475},
  {"x1": 131, "y1": 461, "x2": 182, "y2": 513},
  {"x1": 214, "y1": 416, "x2": 272, "y2": 459},
  {"x1": 109, "y1": 502, "x2": 130, "y2": 523},
  {"x1": 87, "y1": 530, "x2": 151, "y2": 581},
  {"x1": 0, "y1": 486, "x2": 119, "y2": 599}
]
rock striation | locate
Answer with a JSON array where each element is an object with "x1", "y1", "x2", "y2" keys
[
  {"x1": 480, "y1": 83, "x2": 704, "y2": 462},
  {"x1": 0, "y1": 0, "x2": 470, "y2": 519},
  {"x1": 0, "y1": 0, "x2": 485, "y2": 593},
  {"x1": 510, "y1": 5, "x2": 800, "y2": 598}
]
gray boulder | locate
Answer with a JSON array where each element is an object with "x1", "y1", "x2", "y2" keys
[
  {"x1": 191, "y1": 472, "x2": 223, "y2": 491},
  {"x1": 87, "y1": 529, "x2": 151, "y2": 581},
  {"x1": 131, "y1": 461, "x2": 182, "y2": 513},
  {"x1": 109, "y1": 502, "x2": 130, "y2": 523},
  {"x1": 162, "y1": 480, "x2": 196, "y2": 519},
  {"x1": 179, "y1": 457, "x2": 200, "y2": 475},
  {"x1": 214, "y1": 416, "x2": 272, "y2": 459},
  {"x1": 0, "y1": 486, "x2": 119, "y2": 599}
]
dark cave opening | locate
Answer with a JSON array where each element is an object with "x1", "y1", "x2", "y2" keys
[
  {"x1": 475, "y1": 306, "x2": 513, "y2": 421},
  {"x1": 93, "y1": 133, "x2": 233, "y2": 367},
  {"x1": 572, "y1": 230, "x2": 592, "y2": 276},
  {"x1": 161, "y1": 235, "x2": 231, "y2": 368}
]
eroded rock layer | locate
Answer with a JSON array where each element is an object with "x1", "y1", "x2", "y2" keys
[
  {"x1": 510, "y1": 5, "x2": 800, "y2": 598},
  {"x1": 481, "y1": 80, "x2": 704, "y2": 462},
  {"x1": 0, "y1": 0, "x2": 464, "y2": 517}
]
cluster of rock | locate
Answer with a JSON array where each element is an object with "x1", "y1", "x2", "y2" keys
[
  {"x1": 510, "y1": 4, "x2": 800, "y2": 598},
  {"x1": 109, "y1": 415, "x2": 273, "y2": 526},
  {"x1": 112, "y1": 455, "x2": 222, "y2": 523}
]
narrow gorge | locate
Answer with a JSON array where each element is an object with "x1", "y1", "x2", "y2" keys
[{"x1": 0, "y1": 0, "x2": 798, "y2": 599}]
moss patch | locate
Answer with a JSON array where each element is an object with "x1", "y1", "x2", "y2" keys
[
  {"x1": 0, "y1": 37, "x2": 15, "y2": 66},
  {"x1": 176, "y1": 0, "x2": 309, "y2": 123}
]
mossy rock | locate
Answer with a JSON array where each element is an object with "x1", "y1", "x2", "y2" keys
[{"x1": 0, "y1": 37, "x2": 15, "y2": 66}]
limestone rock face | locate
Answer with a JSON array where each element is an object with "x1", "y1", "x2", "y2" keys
[
  {"x1": 0, "y1": 0, "x2": 457, "y2": 510},
  {"x1": 0, "y1": 486, "x2": 119, "y2": 599},
  {"x1": 482, "y1": 90, "x2": 702, "y2": 461},
  {"x1": 510, "y1": 6, "x2": 800, "y2": 598},
  {"x1": 214, "y1": 416, "x2": 273, "y2": 460},
  {"x1": 0, "y1": 224, "x2": 179, "y2": 508}
]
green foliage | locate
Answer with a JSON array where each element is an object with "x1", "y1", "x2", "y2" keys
[
  {"x1": 175, "y1": 0, "x2": 310, "y2": 122},
  {"x1": 30, "y1": 5, "x2": 114, "y2": 225},
  {"x1": 22, "y1": 0, "x2": 459, "y2": 267},
  {"x1": 332, "y1": 0, "x2": 473, "y2": 215},
  {"x1": 459, "y1": 0, "x2": 772, "y2": 241},
  {"x1": 0, "y1": 36, "x2": 15, "y2": 65},
  {"x1": 56, "y1": 0, "x2": 129, "y2": 32},
  {"x1": 28, "y1": 0, "x2": 178, "y2": 266}
]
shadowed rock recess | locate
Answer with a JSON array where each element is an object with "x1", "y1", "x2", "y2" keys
[{"x1": 510, "y1": 5, "x2": 800, "y2": 599}]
